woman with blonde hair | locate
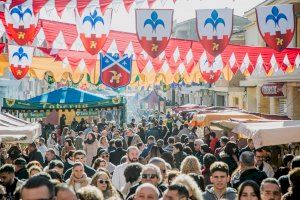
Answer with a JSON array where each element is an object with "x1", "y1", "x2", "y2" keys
[
  {"x1": 172, "y1": 174, "x2": 203, "y2": 200},
  {"x1": 180, "y1": 155, "x2": 202, "y2": 175},
  {"x1": 91, "y1": 171, "x2": 121, "y2": 199},
  {"x1": 99, "y1": 136, "x2": 109, "y2": 150}
]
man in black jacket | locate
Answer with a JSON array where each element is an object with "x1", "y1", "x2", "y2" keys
[
  {"x1": 231, "y1": 151, "x2": 267, "y2": 189},
  {"x1": 27, "y1": 142, "x2": 44, "y2": 165},
  {"x1": 63, "y1": 150, "x2": 96, "y2": 181},
  {"x1": 14, "y1": 158, "x2": 29, "y2": 181},
  {"x1": 109, "y1": 139, "x2": 127, "y2": 166},
  {"x1": 0, "y1": 164, "x2": 23, "y2": 200}
]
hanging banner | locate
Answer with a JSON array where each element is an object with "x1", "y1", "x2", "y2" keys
[
  {"x1": 75, "y1": 110, "x2": 99, "y2": 116},
  {"x1": 8, "y1": 45, "x2": 34, "y2": 80},
  {"x1": 256, "y1": 4, "x2": 295, "y2": 52},
  {"x1": 136, "y1": 9, "x2": 173, "y2": 58},
  {"x1": 100, "y1": 53, "x2": 132, "y2": 89},
  {"x1": 199, "y1": 52, "x2": 223, "y2": 84},
  {"x1": 76, "y1": 7, "x2": 112, "y2": 55},
  {"x1": 196, "y1": 8, "x2": 233, "y2": 57},
  {"x1": 5, "y1": 0, "x2": 38, "y2": 45},
  {"x1": 23, "y1": 112, "x2": 47, "y2": 118}
]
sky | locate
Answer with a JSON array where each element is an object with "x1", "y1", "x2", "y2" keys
[{"x1": 110, "y1": 0, "x2": 266, "y2": 32}]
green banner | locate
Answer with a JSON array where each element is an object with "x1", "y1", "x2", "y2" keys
[
  {"x1": 75, "y1": 110, "x2": 99, "y2": 116},
  {"x1": 2, "y1": 97, "x2": 126, "y2": 111},
  {"x1": 23, "y1": 112, "x2": 47, "y2": 118}
]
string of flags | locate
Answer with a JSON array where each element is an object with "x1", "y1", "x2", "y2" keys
[{"x1": 0, "y1": 0, "x2": 299, "y2": 89}]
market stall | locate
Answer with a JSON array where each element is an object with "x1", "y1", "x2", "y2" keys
[
  {"x1": 232, "y1": 120, "x2": 300, "y2": 148},
  {"x1": 2, "y1": 87, "x2": 127, "y2": 125},
  {"x1": 0, "y1": 112, "x2": 41, "y2": 143}
]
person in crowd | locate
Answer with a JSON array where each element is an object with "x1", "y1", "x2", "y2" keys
[
  {"x1": 76, "y1": 185, "x2": 104, "y2": 200},
  {"x1": 274, "y1": 154, "x2": 294, "y2": 179},
  {"x1": 140, "y1": 136, "x2": 156, "y2": 158},
  {"x1": 202, "y1": 153, "x2": 217, "y2": 186},
  {"x1": 14, "y1": 157, "x2": 29, "y2": 180},
  {"x1": 173, "y1": 143, "x2": 187, "y2": 169},
  {"x1": 108, "y1": 139, "x2": 116, "y2": 153},
  {"x1": 47, "y1": 132, "x2": 59, "y2": 155},
  {"x1": 61, "y1": 138, "x2": 75, "y2": 162},
  {"x1": 48, "y1": 160, "x2": 64, "y2": 176},
  {"x1": 71, "y1": 118, "x2": 79, "y2": 131},
  {"x1": 163, "y1": 183, "x2": 190, "y2": 200},
  {"x1": 237, "y1": 180, "x2": 261, "y2": 200},
  {"x1": 97, "y1": 118, "x2": 107, "y2": 133},
  {"x1": 92, "y1": 158, "x2": 107, "y2": 170},
  {"x1": 63, "y1": 150, "x2": 75, "y2": 173},
  {"x1": 172, "y1": 174, "x2": 203, "y2": 200},
  {"x1": 240, "y1": 139, "x2": 255, "y2": 155},
  {"x1": 94, "y1": 149, "x2": 116, "y2": 174},
  {"x1": 281, "y1": 167, "x2": 300, "y2": 200},
  {"x1": 133, "y1": 183, "x2": 160, "y2": 200},
  {"x1": 0, "y1": 164, "x2": 23, "y2": 199},
  {"x1": 146, "y1": 122, "x2": 161, "y2": 141},
  {"x1": 74, "y1": 131, "x2": 84, "y2": 150},
  {"x1": 189, "y1": 173, "x2": 205, "y2": 192},
  {"x1": 278, "y1": 155, "x2": 300, "y2": 194},
  {"x1": 161, "y1": 152, "x2": 174, "y2": 168},
  {"x1": 137, "y1": 126, "x2": 147, "y2": 144},
  {"x1": 260, "y1": 178, "x2": 282, "y2": 200},
  {"x1": 122, "y1": 163, "x2": 144, "y2": 196},
  {"x1": 27, "y1": 142, "x2": 44, "y2": 164},
  {"x1": 44, "y1": 148, "x2": 61, "y2": 167},
  {"x1": 200, "y1": 144, "x2": 211, "y2": 154},
  {"x1": 20, "y1": 175, "x2": 54, "y2": 200},
  {"x1": 61, "y1": 127, "x2": 70, "y2": 146},
  {"x1": 167, "y1": 170, "x2": 180, "y2": 185},
  {"x1": 164, "y1": 137, "x2": 175, "y2": 152},
  {"x1": 55, "y1": 183, "x2": 77, "y2": 200},
  {"x1": 178, "y1": 124, "x2": 190, "y2": 138},
  {"x1": 202, "y1": 161, "x2": 237, "y2": 200},
  {"x1": 110, "y1": 139, "x2": 127, "y2": 166},
  {"x1": 112, "y1": 146, "x2": 139, "y2": 191},
  {"x1": 193, "y1": 139, "x2": 205, "y2": 163},
  {"x1": 209, "y1": 132, "x2": 219, "y2": 153},
  {"x1": 254, "y1": 148, "x2": 274, "y2": 178},
  {"x1": 38, "y1": 138, "x2": 48, "y2": 159},
  {"x1": 180, "y1": 156, "x2": 202, "y2": 175},
  {"x1": 60, "y1": 114, "x2": 66, "y2": 129},
  {"x1": 99, "y1": 136, "x2": 109, "y2": 150},
  {"x1": 84, "y1": 132, "x2": 99, "y2": 166},
  {"x1": 124, "y1": 128, "x2": 143, "y2": 148},
  {"x1": 214, "y1": 136, "x2": 229, "y2": 158},
  {"x1": 48, "y1": 169, "x2": 63, "y2": 183},
  {"x1": 28, "y1": 166, "x2": 42, "y2": 177},
  {"x1": 64, "y1": 150, "x2": 96, "y2": 180},
  {"x1": 91, "y1": 171, "x2": 121, "y2": 199},
  {"x1": 149, "y1": 157, "x2": 168, "y2": 184},
  {"x1": 145, "y1": 145, "x2": 162, "y2": 163},
  {"x1": 66, "y1": 162, "x2": 91, "y2": 192},
  {"x1": 219, "y1": 141, "x2": 238, "y2": 175},
  {"x1": 231, "y1": 151, "x2": 268, "y2": 189}
]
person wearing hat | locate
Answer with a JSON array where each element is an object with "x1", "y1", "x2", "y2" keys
[{"x1": 14, "y1": 158, "x2": 29, "y2": 181}]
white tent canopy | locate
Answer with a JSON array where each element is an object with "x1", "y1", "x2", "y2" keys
[
  {"x1": 0, "y1": 113, "x2": 41, "y2": 143},
  {"x1": 232, "y1": 120, "x2": 300, "y2": 148}
]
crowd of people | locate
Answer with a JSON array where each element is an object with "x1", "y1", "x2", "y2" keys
[{"x1": 0, "y1": 114, "x2": 299, "y2": 200}]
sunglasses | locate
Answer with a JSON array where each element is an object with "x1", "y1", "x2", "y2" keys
[
  {"x1": 98, "y1": 179, "x2": 109, "y2": 184},
  {"x1": 142, "y1": 174, "x2": 157, "y2": 179}
]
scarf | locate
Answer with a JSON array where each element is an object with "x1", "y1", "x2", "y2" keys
[
  {"x1": 68, "y1": 173, "x2": 89, "y2": 187},
  {"x1": 84, "y1": 137, "x2": 95, "y2": 144}
]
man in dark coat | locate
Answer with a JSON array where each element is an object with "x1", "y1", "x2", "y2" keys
[
  {"x1": 231, "y1": 151, "x2": 267, "y2": 189},
  {"x1": 109, "y1": 139, "x2": 127, "y2": 166},
  {"x1": 173, "y1": 143, "x2": 187, "y2": 169},
  {"x1": 27, "y1": 142, "x2": 44, "y2": 165},
  {"x1": 14, "y1": 158, "x2": 28, "y2": 180}
]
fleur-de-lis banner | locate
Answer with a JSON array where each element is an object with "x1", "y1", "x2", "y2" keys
[
  {"x1": 136, "y1": 9, "x2": 173, "y2": 58},
  {"x1": 5, "y1": 0, "x2": 38, "y2": 45},
  {"x1": 8, "y1": 44, "x2": 34, "y2": 80},
  {"x1": 100, "y1": 53, "x2": 132, "y2": 89},
  {"x1": 76, "y1": 7, "x2": 112, "y2": 55},
  {"x1": 196, "y1": 8, "x2": 233, "y2": 57},
  {"x1": 199, "y1": 51, "x2": 223, "y2": 84},
  {"x1": 256, "y1": 4, "x2": 295, "y2": 52}
]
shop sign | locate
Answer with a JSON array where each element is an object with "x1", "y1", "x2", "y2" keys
[
  {"x1": 75, "y1": 110, "x2": 99, "y2": 116},
  {"x1": 261, "y1": 83, "x2": 285, "y2": 97},
  {"x1": 23, "y1": 112, "x2": 46, "y2": 118}
]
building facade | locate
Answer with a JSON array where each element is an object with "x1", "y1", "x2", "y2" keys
[{"x1": 241, "y1": 0, "x2": 300, "y2": 119}]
